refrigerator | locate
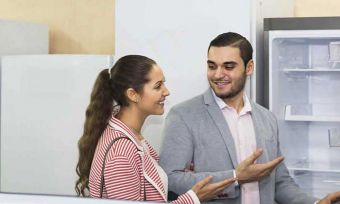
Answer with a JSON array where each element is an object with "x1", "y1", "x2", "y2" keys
[
  {"x1": 0, "y1": 55, "x2": 114, "y2": 195},
  {"x1": 264, "y1": 17, "x2": 340, "y2": 198}
]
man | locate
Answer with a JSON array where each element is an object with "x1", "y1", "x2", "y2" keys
[{"x1": 159, "y1": 32, "x2": 340, "y2": 204}]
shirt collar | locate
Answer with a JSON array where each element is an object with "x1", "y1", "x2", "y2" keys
[
  {"x1": 211, "y1": 88, "x2": 252, "y2": 114},
  {"x1": 108, "y1": 116, "x2": 144, "y2": 151}
]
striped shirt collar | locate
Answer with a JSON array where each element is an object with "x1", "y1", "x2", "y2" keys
[{"x1": 108, "y1": 116, "x2": 144, "y2": 151}]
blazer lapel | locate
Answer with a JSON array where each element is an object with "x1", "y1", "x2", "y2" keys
[
  {"x1": 250, "y1": 102, "x2": 268, "y2": 165},
  {"x1": 250, "y1": 102, "x2": 271, "y2": 203},
  {"x1": 203, "y1": 89, "x2": 238, "y2": 168}
]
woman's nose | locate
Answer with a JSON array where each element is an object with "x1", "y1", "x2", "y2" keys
[{"x1": 163, "y1": 85, "x2": 170, "y2": 96}]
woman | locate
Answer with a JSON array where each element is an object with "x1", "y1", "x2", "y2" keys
[{"x1": 75, "y1": 55, "x2": 234, "y2": 203}]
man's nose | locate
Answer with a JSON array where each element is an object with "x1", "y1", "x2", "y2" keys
[{"x1": 215, "y1": 67, "x2": 225, "y2": 78}]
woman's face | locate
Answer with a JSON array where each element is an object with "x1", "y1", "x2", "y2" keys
[{"x1": 136, "y1": 64, "x2": 170, "y2": 116}]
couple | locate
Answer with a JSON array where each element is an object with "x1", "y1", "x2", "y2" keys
[{"x1": 75, "y1": 32, "x2": 340, "y2": 204}]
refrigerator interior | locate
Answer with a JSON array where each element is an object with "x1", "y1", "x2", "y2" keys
[
  {"x1": 0, "y1": 55, "x2": 113, "y2": 196},
  {"x1": 269, "y1": 30, "x2": 340, "y2": 197}
]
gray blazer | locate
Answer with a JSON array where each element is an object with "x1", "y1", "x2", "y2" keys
[{"x1": 159, "y1": 89, "x2": 317, "y2": 204}]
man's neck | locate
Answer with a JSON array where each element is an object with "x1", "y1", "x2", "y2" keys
[{"x1": 223, "y1": 93, "x2": 245, "y2": 114}]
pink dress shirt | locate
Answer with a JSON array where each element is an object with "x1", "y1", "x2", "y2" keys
[{"x1": 213, "y1": 91, "x2": 260, "y2": 204}]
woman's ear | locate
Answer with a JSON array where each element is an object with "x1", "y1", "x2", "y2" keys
[{"x1": 126, "y1": 88, "x2": 139, "y2": 103}]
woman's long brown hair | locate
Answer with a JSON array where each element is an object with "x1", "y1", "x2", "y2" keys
[
  {"x1": 75, "y1": 69, "x2": 113, "y2": 196},
  {"x1": 75, "y1": 55, "x2": 155, "y2": 196}
]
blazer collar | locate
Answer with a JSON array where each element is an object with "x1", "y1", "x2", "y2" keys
[{"x1": 108, "y1": 116, "x2": 167, "y2": 200}]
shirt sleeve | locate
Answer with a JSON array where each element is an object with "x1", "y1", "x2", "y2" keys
[{"x1": 170, "y1": 190, "x2": 200, "y2": 204}]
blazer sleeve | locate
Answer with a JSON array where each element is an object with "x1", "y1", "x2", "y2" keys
[
  {"x1": 104, "y1": 154, "x2": 142, "y2": 201},
  {"x1": 159, "y1": 108, "x2": 238, "y2": 199}
]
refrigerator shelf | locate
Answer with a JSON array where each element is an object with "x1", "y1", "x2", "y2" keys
[
  {"x1": 285, "y1": 105, "x2": 340, "y2": 122},
  {"x1": 283, "y1": 68, "x2": 340, "y2": 72},
  {"x1": 288, "y1": 167, "x2": 340, "y2": 173},
  {"x1": 289, "y1": 170, "x2": 340, "y2": 198}
]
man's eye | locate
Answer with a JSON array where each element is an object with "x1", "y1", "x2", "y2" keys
[
  {"x1": 224, "y1": 65, "x2": 234, "y2": 69},
  {"x1": 208, "y1": 65, "x2": 216, "y2": 69}
]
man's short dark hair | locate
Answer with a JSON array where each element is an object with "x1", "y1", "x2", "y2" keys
[{"x1": 208, "y1": 32, "x2": 253, "y2": 66}]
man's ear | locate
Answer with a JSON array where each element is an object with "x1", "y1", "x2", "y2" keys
[
  {"x1": 245, "y1": 59, "x2": 254, "y2": 76},
  {"x1": 126, "y1": 88, "x2": 139, "y2": 103}
]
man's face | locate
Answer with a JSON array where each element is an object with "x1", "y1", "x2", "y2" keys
[{"x1": 207, "y1": 46, "x2": 253, "y2": 100}]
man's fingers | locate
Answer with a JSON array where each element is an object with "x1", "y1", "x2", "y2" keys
[
  {"x1": 257, "y1": 156, "x2": 284, "y2": 176},
  {"x1": 263, "y1": 156, "x2": 284, "y2": 169},
  {"x1": 246, "y1": 148, "x2": 263, "y2": 164}
]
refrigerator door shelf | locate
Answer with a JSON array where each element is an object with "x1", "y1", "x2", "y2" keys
[
  {"x1": 289, "y1": 170, "x2": 340, "y2": 199},
  {"x1": 329, "y1": 128, "x2": 340, "y2": 147},
  {"x1": 329, "y1": 41, "x2": 340, "y2": 61},
  {"x1": 285, "y1": 104, "x2": 340, "y2": 122}
]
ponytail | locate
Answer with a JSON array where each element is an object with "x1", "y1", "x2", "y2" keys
[{"x1": 75, "y1": 69, "x2": 113, "y2": 196}]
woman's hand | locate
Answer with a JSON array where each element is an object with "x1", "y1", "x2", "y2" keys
[
  {"x1": 317, "y1": 191, "x2": 340, "y2": 204},
  {"x1": 191, "y1": 176, "x2": 236, "y2": 201}
]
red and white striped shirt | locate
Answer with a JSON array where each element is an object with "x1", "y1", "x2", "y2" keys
[{"x1": 89, "y1": 116, "x2": 199, "y2": 204}]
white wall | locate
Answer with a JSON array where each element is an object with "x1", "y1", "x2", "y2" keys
[
  {"x1": 115, "y1": 0, "x2": 253, "y2": 152},
  {"x1": 0, "y1": 19, "x2": 48, "y2": 55}
]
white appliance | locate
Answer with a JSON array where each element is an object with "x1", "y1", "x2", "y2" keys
[
  {"x1": 267, "y1": 29, "x2": 340, "y2": 197},
  {"x1": 0, "y1": 55, "x2": 114, "y2": 196}
]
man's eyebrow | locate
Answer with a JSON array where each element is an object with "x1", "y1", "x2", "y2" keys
[
  {"x1": 223, "y1": 61, "x2": 237, "y2": 65},
  {"x1": 207, "y1": 60, "x2": 237, "y2": 65}
]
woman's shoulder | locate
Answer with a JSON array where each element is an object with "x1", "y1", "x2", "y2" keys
[{"x1": 100, "y1": 128, "x2": 139, "y2": 159}]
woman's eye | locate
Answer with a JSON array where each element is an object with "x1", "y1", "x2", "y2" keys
[{"x1": 155, "y1": 84, "x2": 162, "y2": 89}]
